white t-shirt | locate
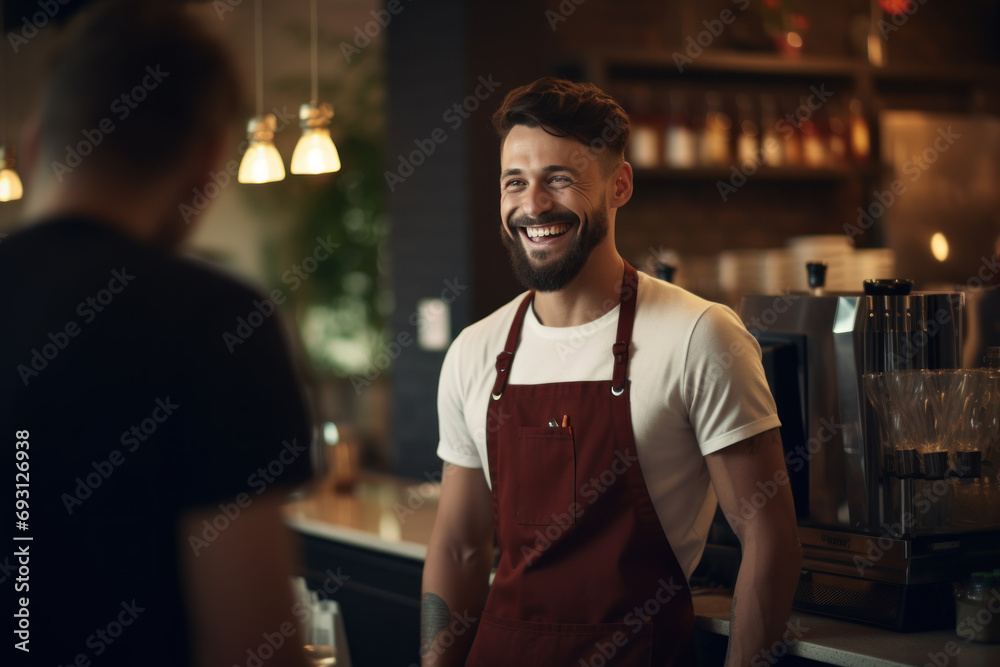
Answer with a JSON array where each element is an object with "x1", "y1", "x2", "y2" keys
[{"x1": 436, "y1": 271, "x2": 781, "y2": 580}]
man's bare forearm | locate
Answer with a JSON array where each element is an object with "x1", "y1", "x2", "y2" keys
[
  {"x1": 724, "y1": 537, "x2": 801, "y2": 666},
  {"x1": 706, "y1": 429, "x2": 802, "y2": 667},
  {"x1": 420, "y1": 463, "x2": 494, "y2": 666},
  {"x1": 420, "y1": 538, "x2": 492, "y2": 666}
]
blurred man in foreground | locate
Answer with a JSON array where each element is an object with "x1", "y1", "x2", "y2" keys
[{"x1": 0, "y1": 2, "x2": 314, "y2": 665}]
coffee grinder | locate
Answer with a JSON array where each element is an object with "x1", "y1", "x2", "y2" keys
[{"x1": 737, "y1": 268, "x2": 1000, "y2": 631}]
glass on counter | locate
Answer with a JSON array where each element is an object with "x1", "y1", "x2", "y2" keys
[{"x1": 956, "y1": 571, "x2": 1000, "y2": 643}]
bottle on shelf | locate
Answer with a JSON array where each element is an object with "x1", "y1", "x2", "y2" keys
[
  {"x1": 699, "y1": 91, "x2": 732, "y2": 167},
  {"x1": 735, "y1": 94, "x2": 760, "y2": 171},
  {"x1": 827, "y1": 102, "x2": 849, "y2": 167},
  {"x1": 799, "y1": 95, "x2": 828, "y2": 168},
  {"x1": 664, "y1": 91, "x2": 696, "y2": 169},
  {"x1": 759, "y1": 94, "x2": 784, "y2": 167},
  {"x1": 780, "y1": 96, "x2": 803, "y2": 167},
  {"x1": 849, "y1": 98, "x2": 870, "y2": 163},
  {"x1": 626, "y1": 85, "x2": 662, "y2": 169}
]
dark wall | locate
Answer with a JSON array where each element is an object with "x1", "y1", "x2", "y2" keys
[
  {"x1": 386, "y1": 1, "x2": 562, "y2": 478},
  {"x1": 386, "y1": 0, "x2": 472, "y2": 479}
]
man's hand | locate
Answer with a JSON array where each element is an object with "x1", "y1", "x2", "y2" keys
[
  {"x1": 421, "y1": 462, "x2": 494, "y2": 666},
  {"x1": 705, "y1": 427, "x2": 801, "y2": 667}
]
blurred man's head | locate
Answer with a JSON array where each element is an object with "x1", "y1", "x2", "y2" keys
[{"x1": 27, "y1": 0, "x2": 244, "y2": 246}]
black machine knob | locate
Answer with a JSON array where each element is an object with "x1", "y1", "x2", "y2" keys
[
  {"x1": 894, "y1": 449, "x2": 921, "y2": 479},
  {"x1": 655, "y1": 262, "x2": 676, "y2": 283},
  {"x1": 805, "y1": 262, "x2": 827, "y2": 289},
  {"x1": 923, "y1": 451, "x2": 948, "y2": 480}
]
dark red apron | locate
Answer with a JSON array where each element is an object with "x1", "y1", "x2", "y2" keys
[{"x1": 466, "y1": 262, "x2": 695, "y2": 667}]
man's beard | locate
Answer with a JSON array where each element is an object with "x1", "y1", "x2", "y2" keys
[{"x1": 501, "y1": 205, "x2": 609, "y2": 292}]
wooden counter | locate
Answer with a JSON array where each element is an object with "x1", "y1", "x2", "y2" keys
[
  {"x1": 285, "y1": 471, "x2": 438, "y2": 561},
  {"x1": 285, "y1": 473, "x2": 1000, "y2": 667}
]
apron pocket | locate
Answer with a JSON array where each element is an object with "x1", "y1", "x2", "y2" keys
[
  {"x1": 516, "y1": 426, "x2": 577, "y2": 526},
  {"x1": 468, "y1": 612, "x2": 652, "y2": 667}
]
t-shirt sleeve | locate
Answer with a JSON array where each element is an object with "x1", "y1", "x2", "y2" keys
[
  {"x1": 173, "y1": 284, "x2": 316, "y2": 510},
  {"x1": 683, "y1": 304, "x2": 781, "y2": 456},
  {"x1": 436, "y1": 333, "x2": 483, "y2": 469}
]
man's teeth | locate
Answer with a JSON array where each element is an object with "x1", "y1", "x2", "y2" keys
[{"x1": 525, "y1": 223, "x2": 571, "y2": 239}]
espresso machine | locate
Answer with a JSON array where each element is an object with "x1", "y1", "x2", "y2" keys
[{"x1": 738, "y1": 269, "x2": 1000, "y2": 631}]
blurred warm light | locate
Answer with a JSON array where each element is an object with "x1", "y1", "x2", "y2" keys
[
  {"x1": 930, "y1": 232, "x2": 949, "y2": 262},
  {"x1": 0, "y1": 146, "x2": 23, "y2": 202},
  {"x1": 291, "y1": 126, "x2": 341, "y2": 175},
  {"x1": 238, "y1": 142, "x2": 285, "y2": 183},
  {"x1": 237, "y1": 114, "x2": 285, "y2": 184},
  {"x1": 785, "y1": 32, "x2": 803, "y2": 49},
  {"x1": 0, "y1": 167, "x2": 23, "y2": 202},
  {"x1": 879, "y1": 0, "x2": 913, "y2": 15}
]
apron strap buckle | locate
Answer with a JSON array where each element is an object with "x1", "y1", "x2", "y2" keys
[
  {"x1": 611, "y1": 341, "x2": 629, "y2": 397},
  {"x1": 491, "y1": 350, "x2": 514, "y2": 400}
]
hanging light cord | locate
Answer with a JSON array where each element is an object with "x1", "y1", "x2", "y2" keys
[
  {"x1": 310, "y1": 0, "x2": 318, "y2": 105},
  {"x1": 254, "y1": 0, "x2": 264, "y2": 116},
  {"x1": 0, "y1": 0, "x2": 7, "y2": 148}
]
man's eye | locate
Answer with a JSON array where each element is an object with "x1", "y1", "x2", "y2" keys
[
  {"x1": 550, "y1": 176, "x2": 571, "y2": 185},
  {"x1": 504, "y1": 180, "x2": 526, "y2": 189}
]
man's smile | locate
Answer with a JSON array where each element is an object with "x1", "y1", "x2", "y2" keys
[{"x1": 519, "y1": 221, "x2": 575, "y2": 245}]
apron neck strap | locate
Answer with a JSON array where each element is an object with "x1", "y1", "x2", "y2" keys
[
  {"x1": 611, "y1": 261, "x2": 639, "y2": 396},
  {"x1": 491, "y1": 290, "x2": 534, "y2": 400},
  {"x1": 490, "y1": 260, "x2": 640, "y2": 401}
]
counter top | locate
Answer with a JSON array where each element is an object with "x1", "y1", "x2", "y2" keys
[
  {"x1": 285, "y1": 473, "x2": 1000, "y2": 667},
  {"x1": 284, "y1": 471, "x2": 439, "y2": 561},
  {"x1": 694, "y1": 593, "x2": 1000, "y2": 666}
]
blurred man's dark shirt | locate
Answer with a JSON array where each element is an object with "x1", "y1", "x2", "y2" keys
[{"x1": 0, "y1": 217, "x2": 314, "y2": 666}]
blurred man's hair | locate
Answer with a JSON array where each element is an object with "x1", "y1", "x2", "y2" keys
[
  {"x1": 38, "y1": 0, "x2": 243, "y2": 184},
  {"x1": 490, "y1": 77, "x2": 630, "y2": 173}
]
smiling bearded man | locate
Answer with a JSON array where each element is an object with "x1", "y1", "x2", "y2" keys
[{"x1": 420, "y1": 77, "x2": 802, "y2": 667}]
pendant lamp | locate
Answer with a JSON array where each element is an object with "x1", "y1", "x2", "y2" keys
[
  {"x1": 238, "y1": 0, "x2": 285, "y2": 184},
  {"x1": 290, "y1": 0, "x2": 341, "y2": 175}
]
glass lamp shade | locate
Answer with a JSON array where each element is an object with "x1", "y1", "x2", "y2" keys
[
  {"x1": 291, "y1": 127, "x2": 341, "y2": 175},
  {"x1": 238, "y1": 141, "x2": 285, "y2": 184},
  {"x1": 237, "y1": 114, "x2": 285, "y2": 184},
  {"x1": 0, "y1": 168, "x2": 23, "y2": 202}
]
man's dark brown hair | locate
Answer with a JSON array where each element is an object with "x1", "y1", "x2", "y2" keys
[
  {"x1": 490, "y1": 77, "x2": 630, "y2": 172},
  {"x1": 38, "y1": 0, "x2": 243, "y2": 184}
]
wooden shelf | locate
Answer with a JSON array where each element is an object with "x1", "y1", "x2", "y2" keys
[
  {"x1": 591, "y1": 49, "x2": 1000, "y2": 80},
  {"x1": 599, "y1": 49, "x2": 865, "y2": 79},
  {"x1": 632, "y1": 165, "x2": 869, "y2": 181}
]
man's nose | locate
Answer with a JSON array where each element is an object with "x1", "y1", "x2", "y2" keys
[{"x1": 521, "y1": 182, "x2": 554, "y2": 218}]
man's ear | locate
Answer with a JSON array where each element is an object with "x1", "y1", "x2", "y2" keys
[{"x1": 610, "y1": 161, "x2": 633, "y2": 208}]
